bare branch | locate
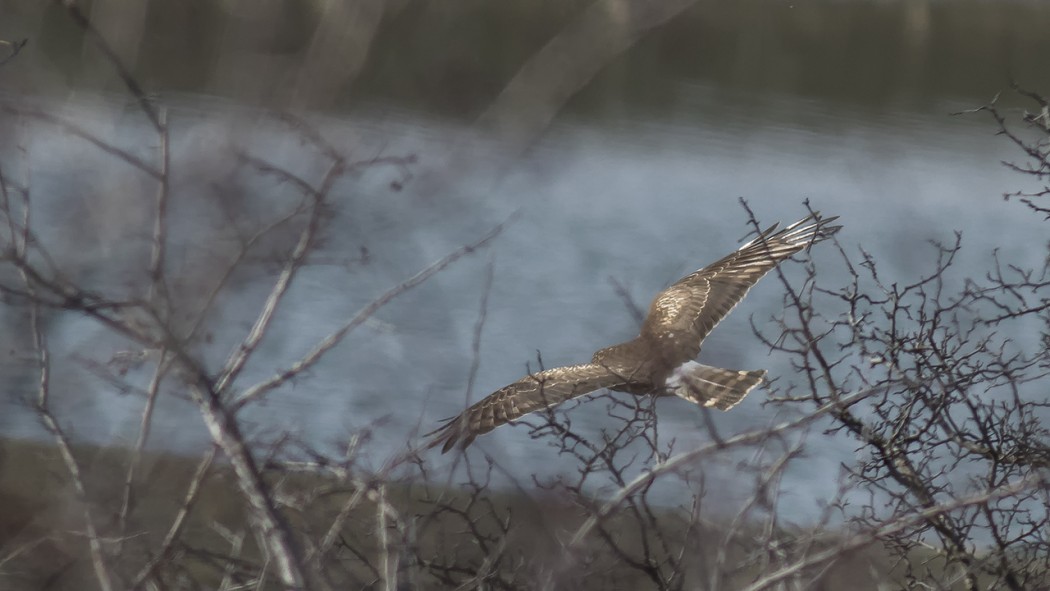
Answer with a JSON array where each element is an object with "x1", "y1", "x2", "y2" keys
[{"x1": 232, "y1": 215, "x2": 514, "y2": 411}]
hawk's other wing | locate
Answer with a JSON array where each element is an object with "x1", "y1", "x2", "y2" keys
[
  {"x1": 426, "y1": 364, "x2": 627, "y2": 453},
  {"x1": 642, "y1": 213, "x2": 840, "y2": 361}
]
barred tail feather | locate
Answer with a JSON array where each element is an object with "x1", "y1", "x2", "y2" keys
[{"x1": 666, "y1": 361, "x2": 766, "y2": 410}]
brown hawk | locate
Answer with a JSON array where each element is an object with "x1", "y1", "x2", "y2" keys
[{"x1": 426, "y1": 212, "x2": 840, "y2": 452}]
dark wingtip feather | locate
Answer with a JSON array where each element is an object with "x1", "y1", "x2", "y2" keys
[{"x1": 423, "y1": 416, "x2": 473, "y2": 454}]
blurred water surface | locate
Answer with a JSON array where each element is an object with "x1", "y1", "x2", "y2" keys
[{"x1": 1, "y1": 0, "x2": 1048, "y2": 518}]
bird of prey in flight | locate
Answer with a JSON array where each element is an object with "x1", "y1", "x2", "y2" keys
[{"x1": 427, "y1": 212, "x2": 840, "y2": 453}]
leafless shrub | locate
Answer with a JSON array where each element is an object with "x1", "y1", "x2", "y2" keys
[
  {"x1": 3, "y1": 7, "x2": 1050, "y2": 591},
  {"x1": 0, "y1": 6, "x2": 500, "y2": 590},
  {"x1": 742, "y1": 89, "x2": 1050, "y2": 590},
  {"x1": 962, "y1": 84, "x2": 1050, "y2": 219},
  {"x1": 395, "y1": 90, "x2": 1050, "y2": 589}
]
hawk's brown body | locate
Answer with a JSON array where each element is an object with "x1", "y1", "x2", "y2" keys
[{"x1": 427, "y1": 212, "x2": 841, "y2": 452}]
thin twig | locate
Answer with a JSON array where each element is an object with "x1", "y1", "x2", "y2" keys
[
  {"x1": 130, "y1": 445, "x2": 217, "y2": 590},
  {"x1": 376, "y1": 484, "x2": 397, "y2": 591},
  {"x1": 147, "y1": 108, "x2": 171, "y2": 306},
  {"x1": 739, "y1": 477, "x2": 1045, "y2": 591},
  {"x1": 116, "y1": 350, "x2": 171, "y2": 549},
  {"x1": 1, "y1": 107, "x2": 163, "y2": 179},
  {"x1": 232, "y1": 216, "x2": 513, "y2": 411},
  {"x1": 30, "y1": 290, "x2": 115, "y2": 591},
  {"x1": 567, "y1": 386, "x2": 879, "y2": 550},
  {"x1": 213, "y1": 159, "x2": 344, "y2": 396},
  {"x1": 59, "y1": 2, "x2": 163, "y2": 132},
  {"x1": 0, "y1": 37, "x2": 27, "y2": 67},
  {"x1": 465, "y1": 259, "x2": 495, "y2": 408}
]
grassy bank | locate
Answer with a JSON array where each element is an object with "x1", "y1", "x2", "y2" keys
[{"x1": 0, "y1": 435, "x2": 911, "y2": 590}]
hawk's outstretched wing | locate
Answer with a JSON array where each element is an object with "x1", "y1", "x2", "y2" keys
[
  {"x1": 426, "y1": 212, "x2": 841, "y2": 453},
  {"x1": 425, "y1": 364, "x2": 627, "y2": 453},
  {"x1": 642, "y1": 213, "x2": 840, "y2": 362}
]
